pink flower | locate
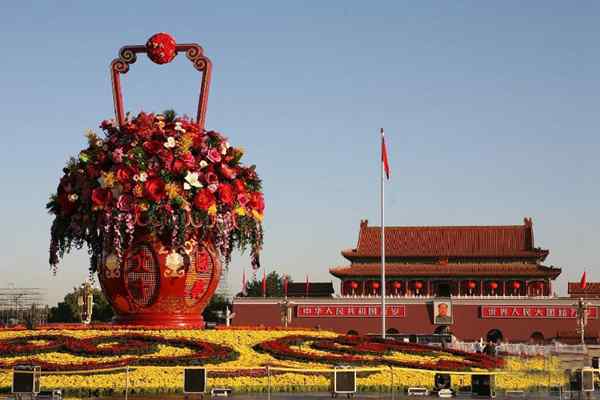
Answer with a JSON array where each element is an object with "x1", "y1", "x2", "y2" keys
[
  {"x1": 116, "y1": 194, "x2": 133, "y2": 212},
  {"x1": 112, "y1": 148, "x2": 124, "y2": 163},
  {"x1": 207, "y1": 148, "x2": 222, "y2": 163}
]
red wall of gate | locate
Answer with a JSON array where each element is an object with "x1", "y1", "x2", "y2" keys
[{"x1": 233, "y1": 301, "x2": 595, "y2": 342}]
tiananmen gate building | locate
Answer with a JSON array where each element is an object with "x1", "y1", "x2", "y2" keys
[{"x1": 233, "y1": 218, "x2": 598, "y2": 343}]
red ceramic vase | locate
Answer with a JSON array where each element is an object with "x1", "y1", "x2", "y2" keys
[{"x1": 97, "y1": 233, "x2": 221, "y2": 328}]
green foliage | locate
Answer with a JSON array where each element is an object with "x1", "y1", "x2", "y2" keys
[
  {"x1": 240, "y1": 271, "x2": 291, "y2": 297},
  {"x1": 48, "y1": 287, "x2": 114, "y2": 323},
  {"x1": 163, "y1": 109, "x2": 177, "y2": 122},
  {"x1": 202, "y1": 294, "x2": 231, "y2": 323}
]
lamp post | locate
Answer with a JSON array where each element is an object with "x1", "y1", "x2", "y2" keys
[
  {"x1": 279, "y1": 298, "x2": 292, "y2": 327},
  {"x1": 575, "y1": 297, "x2": 589, "y2": 346}
]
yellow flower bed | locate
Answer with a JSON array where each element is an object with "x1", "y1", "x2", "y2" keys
[{"x1": 0, "y1": 329, "x2": 565, "y2": 396}]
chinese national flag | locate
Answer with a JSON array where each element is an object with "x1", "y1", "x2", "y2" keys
[
  {"x1": 261, "y1": 270, "x2": 267, "y2": 297},
  {"x1": 381, "y1": 128, "x2": 390, "y2": 179},
  {"x1": 581, "y1": 271, "x2": 587, "y2": 290}
]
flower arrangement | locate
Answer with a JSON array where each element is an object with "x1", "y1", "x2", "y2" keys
[
  {"x1": 47, "y1": 111, "x2": 264, "y2": 273},
  {"x1": 0, "y1": 329, "x2": 560, "y2": 395},
  {"x1": 254, "y1": 335, "x2": 505, "y2": 371}
]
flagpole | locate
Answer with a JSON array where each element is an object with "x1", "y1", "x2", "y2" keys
[{"x1": 381, "y1": 128, "x2": 386, "y2": 339}]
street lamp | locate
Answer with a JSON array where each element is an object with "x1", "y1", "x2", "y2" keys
[{"x1": 575, "y1": 297, "x2": 589, "y2": 346}]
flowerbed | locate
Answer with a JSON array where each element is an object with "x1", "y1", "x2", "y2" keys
[
  {"x1": 0, "y1": 328, "x2": 564, "y2": 396},
  {"x1": 254, "y1": 335, "x2": 504, "y2": 371},
  {"x1": 0, "y1": 333, "x2": 236, "y2": 371}
]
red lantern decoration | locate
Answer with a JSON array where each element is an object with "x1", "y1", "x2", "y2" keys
[
  {"x1": 372, "y1": 282, "x2": 380, "y2": 289},
  {"x1": 414, "y1": 281, "x2": 423, "y2": 290},
  {"x1": 467, "y1": 281, "x2": 476, "y2": 289},
  {"x1": 393, "y1": 281, "x2": 402, "y2": 289},
  {"x1": 489, "y1": 282, "x2": 498, "y2": 290},
  {"x1": 512, "y1": 281, "x2": 521, "y2": 289},
  {"x1": 350, "y1": 281, "x2": 359, "y2": 289},
  {"x1": 146, "y1": 32, "x2": 177, "y2": 64}
]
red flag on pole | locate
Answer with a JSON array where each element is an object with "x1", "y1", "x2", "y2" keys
[
  {"x1": 381, "y1": 128, "x2": 390, "y2": 180},
  {"x1": 261, "y1": 270, "x2": 267, "y2": 297},
  {"x1": 283, "y1": 275, "x2": 288, "y2": 297},
  {"x1": 581, "y1": 271, "x2": 587, "y2": 290},
  {"x1": 305, "y1": 274, "x2": 310, "y2": 297},
  {"x1": 242, "y1": 269, "x2": 247, "y2": 296}
]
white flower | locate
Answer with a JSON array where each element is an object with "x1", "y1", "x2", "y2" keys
[
  {"x1": 133, "y1": 174, "x2": 139, "y2": 182},
  {"x1": 174, "y1": 122, "x2": 186, "y2": 133},
  {"x1": 183, "y1": 171, "x2": 203, "y2": 190},
  {"x1": 207, "y1": 183, "x2": 218, "y2": 193},
  {"x1": 139, "y1": 172, "x2": 148, "y2": 182},
  {"x1": 199, "y1": 160, "x2": 208, "y2": 169},
  {"x1": 165, "y1": 251, "x2": 184, "y2": 270},
  {"x1": 164, "y1": 137, "x2": 176, "y2": 148},
  {"x1": 68, "y1": 193, "x2": 79, "y2": 202}
]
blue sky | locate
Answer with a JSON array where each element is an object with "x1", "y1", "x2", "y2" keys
[{"x1": 0, "y1": 1, "x2": 599, "y2": 305}]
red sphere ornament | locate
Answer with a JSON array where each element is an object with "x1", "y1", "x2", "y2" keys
[
  {"x1": 146, "y1": 32, "x2": 177, "y2": 64},
  {"x1": 489, "y1": 282, "x2": 498, "y2": 290},
  {"x1": 467, "y1": 281, "x2": 477, "y2": 289},
  {"x1": 350, "y1": 281, "x2": 359, "y2": 289},
  {"x1": 393, "y1": 281, "x2": 402, "y2": 289},
  {"x1": 414, "y1": 281, "x2": 423, "y2": 290},
  {"x1": 512, "y1": 281, "x2": 521, "y2": 289}
]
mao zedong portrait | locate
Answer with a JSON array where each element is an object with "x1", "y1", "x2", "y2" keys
[{"x1": 435, "y1": 302, "x2": 452, "y2": 324}]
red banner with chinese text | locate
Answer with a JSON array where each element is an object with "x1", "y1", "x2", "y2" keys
[
  {"x1": 481, "y1": 305, "x2": 598, "y2": 319},
  {"x1": 297, "y1": 304, "x2": 406, "y2": 318}
]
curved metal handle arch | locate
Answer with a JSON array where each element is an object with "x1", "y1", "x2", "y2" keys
[{"x1": 110, "y1": 42, "x2": 212, "y2": 129}]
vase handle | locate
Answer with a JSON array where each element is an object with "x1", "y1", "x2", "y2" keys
[{"x1": 109, "y1": 34, "x2": 212, "y2": 130}]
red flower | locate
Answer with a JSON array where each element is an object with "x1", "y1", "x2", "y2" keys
[
  {"x1": 91, "y1": 188, "x2": 112, "y2": 208},
  {"x1": 237, "y1": 193, "x2": 250, "y2": 207},
  {"x1": 157, "y1": 149, "x2": 174, "y2": 170},
  {"x1": 86, "y1": 165, "x2": 100, "y2": 179},
  {"x1": 172, "y1": 159, "x2": 186, "y2": 175},
  {"x1": 233, "y1": 179, "x2": 246, "y2": 194},
  {"x1": 181, "y1": 152, "x2": 196, "y2": 169},
  {"x1": 143, "y1": 140, "x2": 163, "y2": 155},
  {"x1": 219, "y1": 164, "x2": 237, "y2": 180},
  {"x1": 115, "y1": 166, "x2": 131, "y2": 184},
  {"x1": 205, "y1": 171, "x2": 219, "y2": 185},
  {"x1": 144, "y1": 178, "x2": 165, "y2": 202},
  {"x1": 218, "y1": 183, "x2": 234, "y2": 205},
  {"x1": 193, "y1": 189, "x2": 215, "y2": 210},
  {"x1": 250, "y1": 192, "x2": 265, "y2": 213}
]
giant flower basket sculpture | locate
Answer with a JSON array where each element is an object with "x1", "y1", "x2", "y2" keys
[{"x1": 48, "y1": 33, "x2": 264, "y2": 327}]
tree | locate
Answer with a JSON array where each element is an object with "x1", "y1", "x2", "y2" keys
[
  {"x1": 48, "y1": 287, "x2": 114, "y2": 323},
  {"x1": 239, "y1": 271, "x2": 291, "y2": 297},
  {"x1": 202, "y1": 294, "x2": 231, "y2": 323}
]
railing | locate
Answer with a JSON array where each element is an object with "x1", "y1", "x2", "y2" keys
[
  {"x1": 337, "y1": 294, "x2": 553, "y2": 299},
  {"x1": 449, "y1": 341, "x2": 587, "y2": 356}
]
